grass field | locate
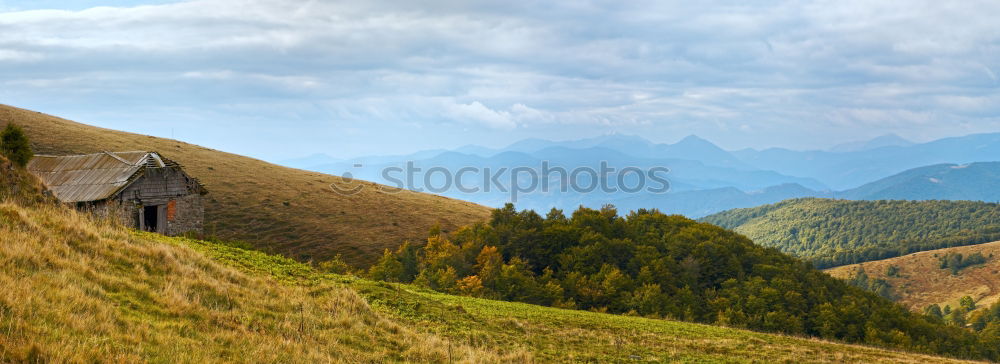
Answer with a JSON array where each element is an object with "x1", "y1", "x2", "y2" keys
[
  {"x1": 0, "y1": 104, "x2": 491, "y2": 266},
  {"x1": 0, "y1": 198, "x2": 983, "y2": 363},
  {"x1": 827, "y1": 241, "x2": 1000, "y2": 315}
]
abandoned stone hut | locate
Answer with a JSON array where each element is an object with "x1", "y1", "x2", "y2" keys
[{"x1": 26, "y1": 151, "x2": 206, "y2": 235}]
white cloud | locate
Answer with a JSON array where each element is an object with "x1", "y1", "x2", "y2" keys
[
  {"x1": 444, "y1": 101, "x2": 516, "y2": 130},
  {"x1": 2, "y1": 0, "x2": 1000, "y2": 157}
]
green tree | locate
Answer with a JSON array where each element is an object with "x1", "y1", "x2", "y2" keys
[
  {"x1": 885, "y1": 265, "x2": 899, "y2": 277},
  {"x1": 949, "y1": 307, "x2": 967, "y2": 326},
  {"x1": 0, "y1": 124, "x2": 32, "y2": 167},
  {"x1": 414, "y1": 266, "x2": 458, "y2": 293},
  {"x1": 367, "y1": 241, "x2": 420, "y2": 282},
  {"x1": 924, "y1": 304, "x2": 943, "y2": 319},
  {"x1": 368, "y1": 249, "x2": 405, "y2": 282},
  {"x1": 474, "y1": 245, "x2": 503, "y2": 289},
  {"x1": 946, "y1": 253, "x2": 963, "y2": 275},
  {"x1": 395, "y1": 241, "x2": 420, "y2": 281},
  {"x1": 961, "y1": 295, "x2": 977, "y2": 312}
]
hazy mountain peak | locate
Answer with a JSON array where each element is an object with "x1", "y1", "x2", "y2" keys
[
  {"x1": 871, "y1": 133, "x2": 912, "y2": 144},
  {"x1": 668, "y1": 135, "x2": 729, "y2": 153},
  {"x1": 676, "y1": 134, "x2": 712, "y2": 145}
]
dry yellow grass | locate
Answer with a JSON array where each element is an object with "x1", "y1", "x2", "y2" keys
[
  {"x1": 827, "y1": 241, "x2": 1000, "y2": 314},
  {"x1": 0, "y1": 104, "x2": 491, "y2": 266},
  {"x1": 0, "y1": 201, "x2": 528, "y2": 363},
  {"x1": 0, "y1": 150, "x2": 52, "y2": 205}
]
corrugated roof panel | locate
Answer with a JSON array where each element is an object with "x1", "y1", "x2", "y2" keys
[{"x1": 26, "y1": 152, "x2": 151, "y2": 203}]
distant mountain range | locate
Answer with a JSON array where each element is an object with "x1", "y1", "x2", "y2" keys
[
  {"x1": 281, "y1": 132, "x2": 1000, "y2": 217},
  {"x1": 453, "y1": 134, "x2": 752, "y2": 170},
  {"x1": 734, "y1": 132, "x2": 1000, "y2": 190}
]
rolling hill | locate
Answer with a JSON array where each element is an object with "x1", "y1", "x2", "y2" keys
[
  {"x1": 0, "y1": 195, "x2": 987, "y2": 363},
  {"x1": 826, "y1": 241, "x2": 1000, "y2": 317},
  {"x1": 701, "y1": 198, "x2": 1000, "y2": 268},
  {"x1": 0, "y1": 104, "x2": 491, "y2": 266},
  {"x1": 363, "y1": 202, "x2": 1000, "y2": 360}
]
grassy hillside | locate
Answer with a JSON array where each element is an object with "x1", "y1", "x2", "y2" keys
[
  {"x1": 827, "y1": 241, "x2": 1000, "y2": 316},
  {"x1": 0, "y1": 202, "x2": 523, "y2": 363},
  {"x1": 0, "y1": 201, "x2": 983, "y2": 363},
  {"x1": 702, "y1": 198, "x2": 1000, "y2": 268},
  {"x1": 0, "y1": 154, "x2": 51, "y2": 205},
  {"x1": 0, "y1": 104, "x2": 491, "y2": 266}
]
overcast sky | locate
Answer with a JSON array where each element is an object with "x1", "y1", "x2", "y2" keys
[{"x1": 1, "y1": 0, "x2": 999, "y2": 161}]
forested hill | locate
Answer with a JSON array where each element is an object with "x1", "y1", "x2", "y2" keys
[
  {"x1": 366, "y1": 204, "x2": 996, "y2": 360},
  {"x1": 701, "y1": 198, "x2": 1000, "y2": 268}
]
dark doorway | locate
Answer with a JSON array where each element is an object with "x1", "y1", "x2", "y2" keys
[{"x1": 143, "y1": 205, "x2": 159, "y2": 232}]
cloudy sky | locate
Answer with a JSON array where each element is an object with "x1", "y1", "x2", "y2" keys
[{"x1": 1, "y1": 0, "x2": 999, "y2": 161}]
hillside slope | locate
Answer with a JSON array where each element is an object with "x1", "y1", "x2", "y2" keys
[
  {"x1": 0, "y1": 154, "x2": 51, "y2": 204},
  {"x1": 0, "y1": 104, "x2": 491, "y2": 265},
  {"x1": 0, "y1": 201, "x2": 983, "y2": 363},
  {"x1": 826, "y1": 241, "x2": 1000, "y2": 315},
  {"x1": 701, "y1": 198, "x2": 1000, "y2": 268}
]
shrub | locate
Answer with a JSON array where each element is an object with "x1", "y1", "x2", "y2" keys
[
  {"x1": 0, "y1": 124, "x2": 32, "y2": 167},
  {"x1": 318, "y1": 254, "x2": 354, "y2": 275}
]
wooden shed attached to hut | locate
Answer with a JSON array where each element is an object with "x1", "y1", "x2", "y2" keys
[{"x1": 26, "y1": 151, "x2": 206, "y2": 235}]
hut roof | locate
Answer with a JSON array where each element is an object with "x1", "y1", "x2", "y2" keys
[{"x1": 26, "y1": 151, "x2": 192, "y2": 203}]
